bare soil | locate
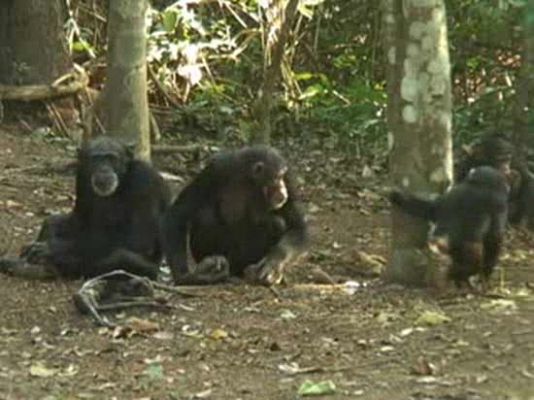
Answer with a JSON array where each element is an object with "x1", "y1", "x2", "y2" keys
[{"x1": 0, "y1": 128, "x2": 533, "y2": 400}]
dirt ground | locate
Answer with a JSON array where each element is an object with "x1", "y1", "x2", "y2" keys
[{"x1": 0, "y1": 128, "x2": 533, "y2": 400}]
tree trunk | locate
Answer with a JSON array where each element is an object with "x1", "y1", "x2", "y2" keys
[
  {"x1": 0, "y1": 0, "x2": 75, "y2": 127},
  {"x1": 251, "y1": 0, "x2": 299, "y2": 144},
  {"x1": 0, "y1": 0, "x2": 70, "y2": 85},
  {"x1": 514, "y1": 0, "x2": 534, "y2": 148},
  {"x1": 104, "y1": 0, "x2": 150, "y2": 161},
  {"x1": 383, "y1": 0, "x2": 453, "y2": 287}
]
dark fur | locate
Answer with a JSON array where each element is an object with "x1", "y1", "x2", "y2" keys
[
  {"x1": 163, "y1": 146, "x2": 308, "y2": 286},
  {"x1": 15, "y1": 136, "x2": 171, "y2": 280},
  {"x1": 390, "y1": 166, "x2": 509, "y2": 286},
  {"x1": 456, "y1": 133, "x2": 534, "y2": 228}
]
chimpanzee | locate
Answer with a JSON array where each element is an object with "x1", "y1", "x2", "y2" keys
[
  {"x1": 389, "y1": 166, "x2": 509, "y2": 288},
  {"x1": 455, "y1": 133, "x2": 514, "y2": 182},
  {"x1": 0, "y1": 136, "x2": 171, "y2": 280},
  {"x1": 162, "y1": 146, "x2": 308, "y2": 286},
  {"x1": 455, "y1": 133, "x2": 534, "y2": 228}
]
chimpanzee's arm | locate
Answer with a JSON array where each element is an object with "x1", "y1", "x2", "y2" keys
[
  {"x1": 247, "y1": 200, "x2": 309, "y2": 286},
  {"x1": 389, "y1": 191, "x2": 438, "y2": 221},
  {"x1": 163, "y1": 164, "x2": 220, "y2": 285},
  {"x1": 96, "y1": 248, "x2": 160, "y2": 279},
  {"x1": 100, "y1": 162, "x2": 171, "y2": 279}
]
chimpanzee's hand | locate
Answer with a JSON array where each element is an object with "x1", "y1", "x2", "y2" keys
[
  {"x1": 244, "y1": 252, "x2": 286, "y2": 286},
  {"x1": 20, "y1": 241, "x2": 51, "y2": 264},
  {"x1": 195, "y1": 255, "x2": 230, "y2": 281}
]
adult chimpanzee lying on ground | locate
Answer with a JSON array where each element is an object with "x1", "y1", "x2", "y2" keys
[
  {"x1": 162, "y1": 146, "x2": 308, "y2": 286},
  {"x1": 389, "y1": 166, "x2": 509, "y2": 288},
  {"x1": 0, "y1": 136, "x2": 171, "y2": 280}
]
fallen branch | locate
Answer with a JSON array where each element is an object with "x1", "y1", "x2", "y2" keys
[
  {"x1": 74, "y1": 270, "x2": 203, "y2": 327},
  {"x1": 0, "y1": 64, "x2": 89, "y2": 101}
]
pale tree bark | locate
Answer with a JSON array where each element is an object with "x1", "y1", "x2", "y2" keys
[
  {"x1": 383, "y1": 0, "x2": 453, "y2": 286},
  {"x1": 251, "y1": 0, "x2": 299, "y2": 144},
  {"x1": 104, "y1": 0, "x2": 150, "y2": 161}
]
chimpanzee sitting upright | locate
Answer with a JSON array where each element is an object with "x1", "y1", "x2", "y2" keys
[
  {"x1": 0, "y1": 136, "x2": 171, "y2": 280},
  {"x1": 390, "y1": 166, "x2": 509, "y2": 288},
  {"x1": 162, "y1": 146, "x2": 308, "y2": 286}
]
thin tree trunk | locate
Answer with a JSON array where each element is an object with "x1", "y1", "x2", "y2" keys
[
  {"x1": 104, "y1": 0, "x2": 150, "y2": 161},
  {"x1": 252, "y1": 0, "x2": 299, "y2": 144},
  {"x1": 384, "y1": 0, "x2": 453, "y2": 287}
]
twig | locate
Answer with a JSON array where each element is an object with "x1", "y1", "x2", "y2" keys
[
  {"x1": 45, "y1": 102, "x2": 68, "y2": 137},
  {"x1": 97, "y1": 301, "x2": 173, "y2": 311},
  {"x1": 150, "y1": 280, "x2": 204, "y2": 297},
  {"x1": 268, "y1": 285, "x2": 282, "y2": 299},
  {"x1": 148, "y1": 65, "x2": 181, "y2": 108},
  {"x1": 74, "y1": 270, "x2": 202, "y2": 326}
]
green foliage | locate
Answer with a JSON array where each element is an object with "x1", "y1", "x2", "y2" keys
[
  {"x1": 454, "y1": 86, "x2": 516, "y2": 145},
  {"x1": 67, "y1": 0, "x2": 526, "y2": 154},
  {"x1": 295, "y1": 71, "x2": 387, "y2": 152}
]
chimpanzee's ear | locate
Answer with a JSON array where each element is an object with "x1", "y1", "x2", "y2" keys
[{"x1": 252, "y1": 161, "x2": 265, "y2": 177}]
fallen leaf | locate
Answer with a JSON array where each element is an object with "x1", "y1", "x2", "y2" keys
[
  {"x1": 126, "y1": 317, "x2": 160, "y2": 333},
  {"x1": 30, "y1": 326, "x2": 41, "y2": 335},
  {"x1": 278, "y1": 362, "x2": 301, "y2": 375},
  {"x1": 480, "y1": 299, "x2": 517, "y2": 313},
  {"x1": 399, "y1": 328, "x2": 414, "y2": 337},
  {"x1": 280, "y1": 309, "x2": 297, "y2": 321},
  {"x1": 111, "y1": 325, "x2": 131, "y2": 339},
  {"x1": 210, "y1": 328, "x2": 229, "y2": 340},
  {"x1": 298, "y1": 380, "x2": 337, "y2": 396},
  {"x1": 29, "y1": 362, "x2": 58, "y2": 378},
  {"x1": 379, "y1": 346, "x2": 395, "y2": 353},
  {"x1": 411, "y1": 356, "x2": 437, "y2": 376},
  {"x1": 415, "y1": 310, "x2": 451, "y2": 326},
  {"x1": 193, "y1": 388, "x2": 212, "y2": 399},
  {"x1": 376, "y1": 311, "x2": 396, "y2": 325},
  {"x1": 58, "y1": 364, "x2": 79, "y2": 377},
  {"x1": 4, "y1": 199, "x2": 22, "y2": 209},
  {"x1": 351, "y1": 250, "x2": 385, "y2": 277},
  {"x1": 152, "y1": 331, "x2": 174, "y2": 340}
]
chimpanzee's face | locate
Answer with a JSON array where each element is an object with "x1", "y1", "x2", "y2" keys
[
  {"x1": 81, "y1": 137, "x2": 132, "y2": 197},
  {"x1": 251, "y1": 157, "x2": 289, "y2": 210}
]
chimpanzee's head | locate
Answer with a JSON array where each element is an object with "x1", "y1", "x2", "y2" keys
[
  {"x1": 79, "y1": 136, "x2": 133, "y2": 197},
  {"x1": 242, "y1": 146, "x2": 289, "y2": 210}
]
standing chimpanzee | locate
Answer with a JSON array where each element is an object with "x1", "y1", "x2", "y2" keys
[
  {"x1": 455, "y1": 133, "x2": 514, "y2": 182},
  {"x1": 389, "y1": 166, "x2": 509, "y2": 288},
  {"x1": 162, "y1": 146, "x2": 308, "y2": 286},
  {"x1": 0, "y1": 136, "x2": 171, "y2": 280},
  {"x1": 455, "y1": 133, "x2": 534, "y2": 228}
]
